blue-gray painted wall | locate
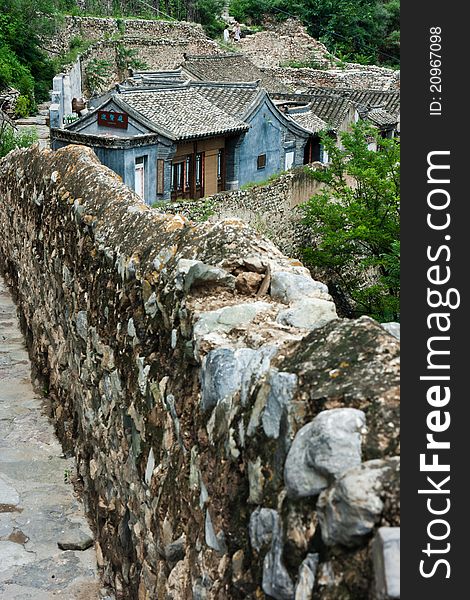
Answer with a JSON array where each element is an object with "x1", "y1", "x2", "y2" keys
[
  {"x1": 52, "y1": 137, "x2": 176, "y2": 204},
  {"x1": 236, "y1": 100, "x2": 308, "y2": 187}
]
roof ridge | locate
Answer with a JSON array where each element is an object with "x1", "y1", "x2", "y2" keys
[{"x1": 189, "y1": 80, "x2": 261, "y2": 89}]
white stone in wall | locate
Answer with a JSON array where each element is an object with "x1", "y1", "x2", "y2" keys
[
  {"x1": 277, "y1": 297, "x2": 337, "y2": 330},
  {"x1": 372, "y1": 527, "x2": 400, "y2": 599}
]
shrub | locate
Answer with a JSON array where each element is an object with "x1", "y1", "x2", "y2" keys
[
  {"x1": 300, "y1": 123, "x2": 400, "y2": 321},
  {"x1": 0, "y1": 124, "x2": 38, "y2": 158},
  {"x1": 85, "y1": 58, "x2": 113, "y2": 95},
  {"x1": 14, "y1": 95, "x2": 32, "y2": 118}
]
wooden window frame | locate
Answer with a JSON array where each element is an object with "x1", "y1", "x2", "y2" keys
[
  {"x1": 257, "y1": 153, "x2": 266, "y2": 170},
  {"x1": 156, "y1": 159, "x2": 165, "y2": 195},
  {"x1": 171, "y1": 161, "x2": 185, "y2": 192},
  {"x1": 195, "y1": 152, "x2": 204, "y2": 190}
]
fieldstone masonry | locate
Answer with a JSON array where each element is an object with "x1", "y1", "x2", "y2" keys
[
  {"x1": 156, "y1": 166, "x2": 325, "y2": 259},
  {"x1": 239, "y1": 20, "x2": 399, "y2": 91},
  {"x1": 0, "y1": 144, "x2": 399, "y2": 599},
  {"x1": 264, "y1": 66, "x2": 400, "y2": 92},
  {"x1": 46, "y1": 15, "x2": 220, "y2": 112},
  {"x1": 45, "y1": 16, "x2": 217, "y2": 57}
]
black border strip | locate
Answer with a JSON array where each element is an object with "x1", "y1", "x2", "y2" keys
[{"x1": 401, "y1": 3, "x2": 466, "y2": 596}]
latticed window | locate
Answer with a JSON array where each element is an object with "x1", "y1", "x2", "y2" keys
[
  {"x1": 185, "y1": 156, "x2": 191, "y2": 190},
  {"x1": 195, "y1": 152, "x2": 204, "y2": 187},
  {"x1": 217, "y1": 149, "x2": 224, "y2": 180},
  {"x1": 171, "y1": 161, "x2": 184, "y2": 192}
]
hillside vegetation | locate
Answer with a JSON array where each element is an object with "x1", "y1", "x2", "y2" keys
[{"x1": 231, "y1": 0, "x2": 400, "y2": 67}]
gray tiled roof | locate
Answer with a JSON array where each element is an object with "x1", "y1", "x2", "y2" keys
[
  {"x1": 124, "y1": 69, "x2": 190, "y2": 88},
  {"x1": 191, "y1": 82, "x2": 263, "y2": 119},
  {"x1": 183, "y1": 53, "x2": 291, "y2": 93},
  {"x1": 273, "y1": 93, "x2": 354, "y2": 130},
  {"x1": 307, "y1": 87, "x2": 400, "y2": 117},
  {"x1": 285, "y1": 106, "x2": 329, "y2": 134},
  {"x1": 118, "y1": 87, "x2": 249, "y2": 140},
  {"x1": 300, "y1": 96, "x2": 354, "y2": 130},
  {"x1": 364, "y1": 107, "x2": 397, "y2": 127}
]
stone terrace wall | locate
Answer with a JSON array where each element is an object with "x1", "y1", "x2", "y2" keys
[
  {"x1": 47, "y1": 15, "x2": 214, "y2": 56},
  {"x1": 78, "y1": 37, "x2": 218, "y2": 96},
  {"x1": 0, "y1": 144, "x2": 400, "y2": 600},
  {"x1": 81, "y1": 37, "x2": 218, "y2": 72},
  {"x1": 49, "y1": 16, "x2": 219, "y2": 97}
]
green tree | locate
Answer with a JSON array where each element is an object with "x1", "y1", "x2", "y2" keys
[
  {"x1": 194, "y1": 0, "x2": 225, "y2": 37},
  {"x1": 0, "y1": 1, "x2": 63, "y2": 103},
  {"x1": 85, "y1": 58, "x2": 113, "y2": 95},
  {"x1": 116, "y1": 43, "x2": 148, "y2": 78},
  {"x1": 300, "y1": 122, "x2": 400, "y2": 321}
]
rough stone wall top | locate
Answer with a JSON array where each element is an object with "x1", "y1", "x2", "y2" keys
[
  {"x1": 239, "y1": 20, "x2": 334, "y2": 69},
  {"x1": 0, "y1": 144, "x2": 399, "y2": 599},
  {"x1": 156, "y1": 166, "x2": 325, "y2": 258},
  {"x1": 265, "y1": 66, "x2": 400, "y2": 92}
]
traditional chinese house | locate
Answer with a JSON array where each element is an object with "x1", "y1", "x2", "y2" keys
[{"x1": 50, "y1": 79, "x2": 310, "y2": 204}]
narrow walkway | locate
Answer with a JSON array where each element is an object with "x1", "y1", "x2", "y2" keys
[
  {"x1": 14, "y1": 102, "x2": 50, "y2": 150},
  {"x1": 0, "y1": 276, "x2": 105, "y2": 599}
]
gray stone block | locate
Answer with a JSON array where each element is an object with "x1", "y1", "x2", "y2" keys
[
  {"x1": 277, "y1": 297, "x2": 337, "y2": 330},
  {"x1": 201, "y1": 345, "x2": 276, "y2": 412},
  {"x1": 201, "y1": 348, "x2": 242, "y2": 412},
  {"x1": 75, "y1": 310, "x2": 88, "y2": 341},
  {"x1": 249, "y1": 507, "x2": 279, "y2": 553},
  {"x1": 317, "y1": 458, "x2": 399, "y2": 547},
  {"x1": 262, "y1": 517, "x2": 294, "y2": 600},
  {"x1": 295, "y1": 553, "x2": 319, "y2": 600},
  {"x1": 184, "y1": 263, "x2": 236, "y2": 292},
  {"x1": 284, "y1": 408, "x2": 366, "y2": 498},
  {"x1": 372, "y1": 527, "x2": 400, "y2": 599},
  {"x1": 270, "y1": 271, "x2": 328, "y2": 304},
  {"x1": 381, "y1": 322, "x2": 400, "y2": 340},
  {"x1": 261, "y1": 369, "x2": 298, "y2": 439},
  {"x1": 57, "y1": 528, "x2": 94, "y2": 551},
  {"x1": 194, "y1": 301, "x2": 271, "y2": 340},
  {"x1": 165, "y1": 534, "x2": 186, "y2": 564},
  {"x1": 204, "y1": 510, "x2": 226, "y2": 554}
]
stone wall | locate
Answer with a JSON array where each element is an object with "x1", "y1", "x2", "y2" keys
[
  {"x1": 79, "y1": 37, "x2": 218, "y2": 89},
  {"x1": 238, "y1": 26, "x2": 334, "y2": 70},
  {"x1": 47, "y1": 16, "x2": 219, "y2": 98},
  {"x1": 47, "y1": 15, "x2": 214, "y2": 57},
  {"x1": 238, "y1": 19, "x2": 400, "y2": 93},
  {"x1": 264, "y1": 66, "x2": 400, "y2": 92},
  {"x1": 157, "y1": 166, "x2": 325, "y2": 259},
  {"x1": 0, "y1": 144, "x2": 400, "y2": 600}
]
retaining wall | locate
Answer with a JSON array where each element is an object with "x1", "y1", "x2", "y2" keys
[{"x1": 0, "y1": 144, "x2": 400, "y2": 600}]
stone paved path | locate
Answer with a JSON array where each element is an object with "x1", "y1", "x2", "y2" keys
[
  {"x1": 0, "y1": 276, "x2": 106, "y2": 599},
  {"x1": 14, "y1": 102, "x2": 50, "y2": 150}
]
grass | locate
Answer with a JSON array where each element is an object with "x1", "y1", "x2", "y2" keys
[
  {"x1": 0, "y1": 126, "x2": 38, "y2": 159},
  {"x1": 240, "y1": 170, "x2": 287, "y2": 190}
]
